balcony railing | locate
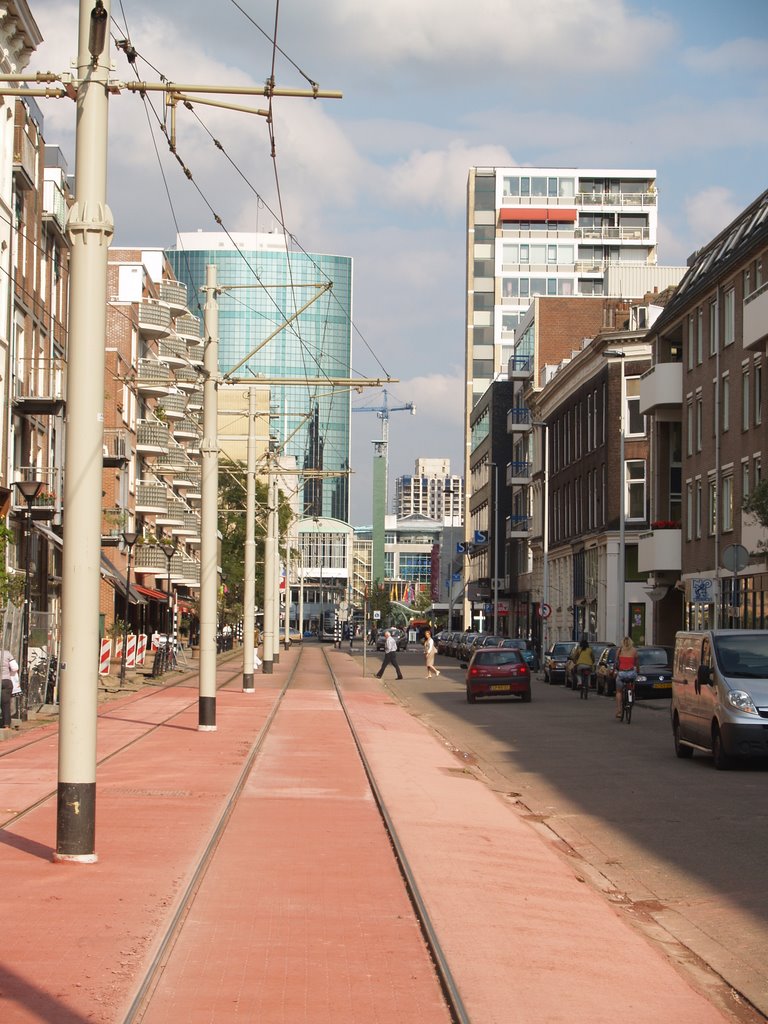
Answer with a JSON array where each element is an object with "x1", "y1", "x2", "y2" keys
[
  {"x1": 175, "y1": 313, "x2": 201, "y2": 342},
  {"x1": 136, "y1": 420, "x2": 170, "y2": 453},
  {"x1": 506, "y1": 514, "x2": 530, "y2": 537},
  {"x1": 638, "y1": 528, "x2": 682, "y2": 574},
  {"x1": 13, "y1": 126, "x2": 36, "y2": 188},
  {"x1": 638, "y1": 363, "x2": 682, "y2": 415},
  {"x1": 12, "y1": 466, "x2": 62, "y2": 519},
  {"x1": 43, "y1": 179, "x2": 67, "y2": 234},
  {"x1": 172, "y1": 512, "x2": 201, "y2": 539},
  {"x1": 158, "y1": 280, "x2": 187, "y2": 311},
  {"x1": 13, "y1": 357, "x2": 66, "y2": 413},
  {"x1": 506, "y1": 406, "x2": 531, "y2": 431},
  {"x1": 508, "y1": 355, "x2": 532, "y2": 377},
  {"x1": 136, "y1": 359, "x2": 173, "y2": 394},
  {"x1": 136, "y1": 482, "x2": 169, "y2": 514},
  {"x1": 174, "y1": 366, "x2": 201, "y2": 391},
  {"x1": 499, "y1": 190, "x2": 656, "y2": 208},
  {"x1": 173, "y1": 417, "x2": 200, "y2": 439},
  {"x1": 506, "y1": 460, "x2": 531, "y2": 484},
  {"x1": 157, "y1": 337, "x2": 189, "y2": 366},
  {"x1": 156, "y1": 496, "x2": 188, "y2": 526},
  {"x1": 155, "y1": 393, "x2": 187, "y2": 420},
  {"x1": 744, "y1": 282, "x2": 768, "y2": 351},
  {"x1": 573, "y1": 226, "x2": 650, "y2": 241},
  {"x1": 103, "y1": 429, "x2": 130, "y2": 466},
  {"x1": 187, "y1": 344, "x2": 204, "y2": 365},
  {"x1": 138, "y1": 300, "x2": 172, "y2": 337}
]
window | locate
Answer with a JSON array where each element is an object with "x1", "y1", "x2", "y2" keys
[
  {"x1": 755, "y1": 456, "x2": 762, "y2": 485},
  {"x1": 724, "y1": 288, "x2": 735, "y2": 346},
  {"x1": 686, "y1": 400, "x2": 693, "y2": 456},
  {"x1": 697, "y1": 309, "x2": 703, "y2": 364},
  {"x1": 626, "y1": 377, "x2": 645, "y2": 436},
  {"x1": 756, "y1": 362, "x2": 763, "y2": 425},
  {"x1": 742, "y1": 461, "x2": 750, "y2": 502},
  {"x1": 686, "y1": 482, "x2": 693, "y2": 541},
  {"x1": 695, "y1": 480, "x2": 702, "y2": 539},
  {"x1": 627, "y1": 460, "x2": 646, "y2": 520},
  {"x1": 722, "y1": 373, "x2": 729, "y2": 432},
  {"x1": 708, "y1": 477, "x2": 717, "y2": 535},
  {"x1": 743, "y1": 369, "x2": 750, "y2": 431},
  {"x1": 696, "y1": 395, "x2": 703, "y2": 452},
  {"x1": 722, "y1": 476, "x2": 733, "y2": 532},
  {"x1": 709, "y1": 300, "x2": 718, "y2": 355},
  {"x1": 687, "y1": 316, "x2": 694, "y2": 370}
]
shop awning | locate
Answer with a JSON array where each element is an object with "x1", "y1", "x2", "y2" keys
[
  {"x1": 100, "y1": 554, "x2": 146, "y2": 605},
  {"x1": 133, "y1": 583, "x2": 169, "y2": 602},
  {"x1": 499, "y1": 207, "x2": 577, "y2": 222}
]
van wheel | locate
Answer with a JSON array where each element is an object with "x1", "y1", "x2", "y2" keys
[
  {"x1": 673, "y1": 716, "x2": 693, "y2": 759},
  {"x1": 712, "y1": 725, "x2": 732, "y2": 770}
]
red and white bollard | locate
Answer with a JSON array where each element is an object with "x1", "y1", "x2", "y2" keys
[{"x1": 99, "y1": 638, "x2": 112, "y2": 676}]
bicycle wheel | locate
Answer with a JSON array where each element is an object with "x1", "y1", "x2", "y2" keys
[{"x1": 624, "y1": 688, "x2": 634, "y2": 724}]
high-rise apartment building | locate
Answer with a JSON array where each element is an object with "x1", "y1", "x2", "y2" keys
[
  {"x1": 394, "y1": 458, "x2": 463, "y2": 523},
  {"x1": 168, "y1": 232, "x2": 353, "y2": 522}
]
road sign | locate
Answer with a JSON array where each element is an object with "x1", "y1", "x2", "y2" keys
[
  {"x1": 474, "y1": 530, "x2": 488, "y2": 545},
  {"x1": 373, "y1": 610, "x2": 381, "y2": 620},
  {"x1": 538, "y1": 602, "x2": 552, "y2": 619}
]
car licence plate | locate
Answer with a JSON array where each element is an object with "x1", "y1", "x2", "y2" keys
[
  {"x1": 653, "y1": 681, "x2": 671, "y2": 689},
  {"x1": 490, "y1": 684, "x2": 511, "y2": 691}
]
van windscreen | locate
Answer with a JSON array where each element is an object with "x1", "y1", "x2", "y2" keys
[{"x1": 714, "y1": 635, "x2": 768, "y2": 677}]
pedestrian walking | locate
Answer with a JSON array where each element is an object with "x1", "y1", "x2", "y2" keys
[
  {"x1": 615, "y1": 636, "x2": 639, "y2": 718},
  {"x1": 423, "y1": 629, "x2": 440, "y2": 678},
  {"x1": 375, "y1": 630, "x2": 403, "y2": 680},
  {"x1": 1, "y1": 647, "x2": 19, "y2": 729}
]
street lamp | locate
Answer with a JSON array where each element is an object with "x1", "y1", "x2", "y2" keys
[
  {"x1": 444, "y1": 482, "x2": 455, "y2": 630},
  {"x1": 120, "y1": 531, "x2": 138, "y2": 686},
  {"x1": 605, "y1": 350, "x2": 627, "y2": 641},
  {"x1": 488, "y1": 462, "x2": 500, "y2": 635},
  {"x1": 158, "y1": 541, "x2": 177, "y2": 638},
  {"x1": 13, "y1": 479, "x2": 42, "y2": 721}
]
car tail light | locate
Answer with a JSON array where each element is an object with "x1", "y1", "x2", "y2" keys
[{"x1": 469, "y1": 667, "x2": 479, "y2": 677}]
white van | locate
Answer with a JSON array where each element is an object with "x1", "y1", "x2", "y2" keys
[{"x1": 672, "y1": 630, "x2": 768, "y2": 769}]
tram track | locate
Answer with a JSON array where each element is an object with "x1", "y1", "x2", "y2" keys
[{"x1": 127, "y1": 644, "x2": 469, "y2": 1024}]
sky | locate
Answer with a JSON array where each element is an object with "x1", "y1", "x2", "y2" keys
[{"x1": 26, "y1": 0, "x2": 768, "y2": 525}]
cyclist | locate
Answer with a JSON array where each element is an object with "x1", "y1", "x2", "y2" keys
[
  {"x1": 615, "y1": 636, "x2": 639, "y2": 719},
  {"x1": 574, "y1": 637, "x2": 595, "y2": 697}
]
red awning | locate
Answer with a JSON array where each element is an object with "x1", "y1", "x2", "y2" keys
[
  {"x1": 499, "y1": 207, "x2": 577, "y2": 222},
  {"x1": 133, "y1": 583, "x2": 168, "y2": 601}
]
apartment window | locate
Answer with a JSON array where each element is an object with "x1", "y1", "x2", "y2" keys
[
  {"x1": 695, "y1": 479, "x2": 702, "y2": 539},
  {"x1": 686, "y1": 482, "x2": 693, "y2": 541},
  {"x1": 687, "y1": 316, "x2": 694, "y2": 370},
  {"x1": 722, "y1": 373, "x2": 729, "y2": 432},
  {"x1": 722, "y1": 475, "x2": 733, "y2": 532},
  {"x1": 755, "y1": 456, "x2": 762, "y2": 485},
  {"x1": 686, "y1": 400, "x2": 693, "y2": 456},
  {"x1": 709, "y1": 300, "x2": 718, "y2": 355},
  {"x1": 586, "y1": 394, "x2": 592, "y2": 450},
  {"x1": 724, "y1": 287, "x2": 735, "y2": 346},
  {"x1": 756, "y1": 363, "x2": 763, "y2": 425},
  {"x1": 601, "y1": 464, "x2": 606, "y2": 526},
  {"x1": 708, "y1": 477, "x2": 717, "y2": 535},
  {"x1": 593, "y1": 389, "x2": 599, "y2": 447},
  {"x1": 696, "y1": 395, "x2": 703, "y2": 452},
  {"x1": 742, "y1": 460, "x2": 750, "y2": 502},
  {"x1": 626, "y1": 377, "x2": 645, "y2": 436},
  {"x1": 627, "y1": 460, "x2": 646, "y2": 520},
  {"x1": 547, "y1": 245, "x2": 557, "y2": 263},
  {"x1": 697, "y1": 309, "x2": 703, "y2": 364},
  {"x1": 743, "y1": 369, "x2": 750, "y2": 431}
]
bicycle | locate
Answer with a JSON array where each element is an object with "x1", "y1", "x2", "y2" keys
[
  {"x1": 577, "y1": 664, "x2": 591, "y2": 699},
  {"x1": 620, "y1": 675, "x2": 635, "y2": 723}
]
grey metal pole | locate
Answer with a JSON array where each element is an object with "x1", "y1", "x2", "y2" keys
[
  {"x1": 542, "y1": 423, "x2": 550, "y2": 658},
  {"x1": 199, "y1": 264, "x2": 219, "y2": 729},
  {"x1": 283, "y1": 545, "x2": 291, "y2": 650},
  {"x1": 492, "y1": 462, "x2": 499, "y2": 635},
  {"x1": 618, "y1": 372, "x2": 626, "y2": 641},
  {"x1": 119, "y1": 532, "x2": 137, "y2": 686},
  {"x1": 55, "y1": 0, "x2": 114, "y2": 863},
  {"x1": 262, "y1": 462, "x2": 275, "y2": 673},
  {"x1": 242, "y1": 387, "x2": 257, "y2": 691},
  {"x1": 272, "y1": 474, "x2": 280, "y2": 664}
]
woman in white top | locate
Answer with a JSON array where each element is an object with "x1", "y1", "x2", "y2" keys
[
  {"x1": 1, "y1": 648, "x2": 19, "y2": 728},
  {"x1": 423, "y1": 630, "x2": 440, "y2": 679}
]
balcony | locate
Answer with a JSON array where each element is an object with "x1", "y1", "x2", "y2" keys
[
  {"x1": 158, "y1": 280, "x2": 188, "y2": 313},
  {"x1": 638, "y1": 528, "x2": 682, "y2": 574},
  {"x1": 187, "y1": 344, "x2": 204, "y2": 366},
  {"x1": 135, "y1": 481, "x2": 169, "y2": 514},
  {"x1": 154, "y1": 447, "x2": 188, "y2": 477},
  {"x1": 13, "y1": 126, "x2": 36, "y2": 190},
  {"x1": 506, "y1": 514, "x2": 530, "y2": 539},
  {"x1": 576, "y1": 190, "x2": 656, "y2": 208},
  {"x1": 12, "y1": 466, "x2": 62, "y2": 520},
  {"x1": 102, "y1": 429, "x2": 130, "y2": 467},
  {"x1": 155, "y1": 393, "x2": 187, "y2": 420},
  {"x1": 173, "y1": 416, "x2": 200, "y2": 440},
  {"x1": 136, "y1": 359, "x2": 173, "y2": 395},
  {"x1": 13, "y1": 357, "x2": 66, "y2": 414},
  {"x1": 157, "y1": 337, "x2": 189, "y2": 367},
  {"x1": 182, "y1": 471, "x2": 201, "y2": 501},
  {"x1": 171, "y1": 512, "x2": 201, "y2": 541},
  {"x1": 43, "y1": 179, "x2": 67, "y2": 237},
  {"x1": 174, "y1": 366, "x2": 201, "y2": 392},
  {"x1": 506, "y1": 460, "x2": 531, "y2": 485},
  {"x1": 175, "y1": 313, "x2": 201, "y2": 343},
  {"x1": 134, "y1": 544, "x2": 170, "y2": 577},
  {"x1": 573, "y1": 226, "x2": 650, "y2": 241},
  {"x1": 506, "y1": 406, "x2": 531, "y2": 432},
  {"x1": 156, "y1": 496, "x2": 188, "y2": 527},
  {"x1": 744, "y1": 283, "x2": 768, "y2": 351},
  {"x1": 136, "y1": 420, "x2": 170, "y2": 455},
  {"x1": 508, "y1": 355, "x2": 532, "y2": 379},
  {"x1": 138, "y1": 300, "x2": 172, "y2": 338},
  {"x1": 174, "y1": 553, "x2": 201, "y2": 586},
  {"x1": 638, "y1": 362, "x2": 682, "y2": 417}
]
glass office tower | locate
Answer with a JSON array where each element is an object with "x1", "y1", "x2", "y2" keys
[{"x1": 168, "y1": 232, "x2": 352, "y2": 522}]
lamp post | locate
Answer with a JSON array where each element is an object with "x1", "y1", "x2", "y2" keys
[
  {"x1": 489, "y1": 462, "x2": 500, "y2": 635},
  {"x1": 119, "y1": 531, "x2": 138, "y2": 686},
  {"x1": 605, "y1": 350, "x2": 627, "y2": 642},
  {"x1": 14, "y1": 479, "x2": 42, "y2": 721},
  {"x1": 158, "y1": 541, "x2": 177, "y2": 638},
  {"x1": 444, "y1": 482, "x2": 454, "y2": 631}
]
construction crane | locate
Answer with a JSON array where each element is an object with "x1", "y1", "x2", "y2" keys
[{"x1": 352, "y1": 388, "x2": 415, "y2": 510}]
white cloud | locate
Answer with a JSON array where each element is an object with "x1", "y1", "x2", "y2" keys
[
  {"x1": 683, "y1": 38, "x2": 768, "y2": 74},
  {"x1": 386, "y1": 141, "x2": 514, "y2": 213}
]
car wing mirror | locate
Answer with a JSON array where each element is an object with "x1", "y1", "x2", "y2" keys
[{"x1": 696, "y1": 664, "x2": 713, "y2": 688}]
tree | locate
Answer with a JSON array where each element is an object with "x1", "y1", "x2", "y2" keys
[
  {"x1": 369, "y1": 580, "x2": 392, "y2": 624},
  {"x1": 743, "y1": 480, "x2": 768, "y2": 551}
]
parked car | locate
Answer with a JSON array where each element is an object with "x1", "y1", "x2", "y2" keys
[
  {"x1": 672, "y1": 629, "x2": 768, "y2": 768},
  {"x1": 500, "y1": 638, "x2": 537, "y2": 671},
  {"x1": 634, "y1": 645, "x2": 674, "y2": 699},
  {"x1": 437, "y1": 631, "x2": 454, "y2": 656},
  {"x1": 449, "y1": 631, "x2": 464, "y2": 658},
  {"x1": 458, "y1": 632, "x2": 479, "y2": 661},
  {"x1": 596, "y1": 646, "x2": 619, "y2": 695},
  {"x1": 464, "y1": 647, "x2": 531, "y2": 703},
  {"x1": 479, "y1": 635, "x2": 505, "y2": 649},
  {"x1": 543, "y1": 641, "x2": 573, "y2": 684},
  {"x1": 374, "y1": 628, "x2": 408, "y2": 652},
  {"x1": 565, "y1": 641, "x2": 614, "y2": 689}
]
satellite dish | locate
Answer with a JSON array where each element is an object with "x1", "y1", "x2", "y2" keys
[{"x1": 721, "y1": 544, "x2": 749, "y2": 573}]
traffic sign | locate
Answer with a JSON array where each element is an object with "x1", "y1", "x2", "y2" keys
[
  {"x1": 538, "y1": 603, "x2": 552, "y2": 619},
  {"x1": 373, "y1": 610, "x2": 381, "y2": 620}
]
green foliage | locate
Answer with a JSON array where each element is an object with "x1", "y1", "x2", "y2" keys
[
  {"x1": 412, "y1": 588, "x2": 433, "y2": 613},
  {"x1": 743, "y1": 480, "x2": 768, "y2": 550},
  {"x1": 0, "y1": 522, "x2": 24, "y2": 606},
  {"x1": 368, "y1": 580, "x2": 392, "y2": 623}
]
